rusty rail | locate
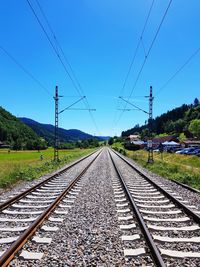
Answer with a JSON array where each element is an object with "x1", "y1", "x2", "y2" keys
[
  {"x1": 108, "y1": 150, "x2": 166, "y2": 267},
  {"x1": 0, "y1": 149, "x2": 99, "y2": 211},
  {"x1": 111, "y1": 148, "x2": 200, "y2": 224},
  {"x1": 0, "y1": 150, "x2": 101, "y2": 267}
]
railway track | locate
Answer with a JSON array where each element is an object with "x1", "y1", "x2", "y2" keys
[
  {"x1": 109, "y1": 148, "x2": 200, "y2": 266},
  {"x1": 170, "y1": 179, "x2": 200, "y2": 195},
  {"x1": 0, "y1": 149, "x2": 101, "y2": 267},
  {"x1": 0, "y1": 147, "x2": 200, "y2": 266}
]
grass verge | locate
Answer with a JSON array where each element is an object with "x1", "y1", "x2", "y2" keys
[
  {"x1": 112, "y1": 146, "x2": 200, "y2": 190},
  {"x1": 0, "y1": 148, "x2": 96, "y2": 188}
]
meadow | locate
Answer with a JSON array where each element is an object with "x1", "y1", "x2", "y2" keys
[
  {"x1": 112, "y1": 143, "x2": 200, "y2": 190},
  {"x1": 0, "y1": 148, "x2": 96, "y2": 188}
]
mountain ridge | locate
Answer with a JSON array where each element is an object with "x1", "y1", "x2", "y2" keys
[{"x1": 19, "y1": 117, "x2": 110, "y2": 144}]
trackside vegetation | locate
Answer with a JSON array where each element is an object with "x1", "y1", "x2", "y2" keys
[
  {"x1": 112, "y1": 143, "x2": 200, "y2": 190},
  {"x1": 110, "y1": 99, "x2": 200, "y2": 190},
  {"x1": 0, "y1": 148, "x2": 96, "y2": 188},
  {"x1": 131, "y1": 150, "x2": 200, "y2": 190}
]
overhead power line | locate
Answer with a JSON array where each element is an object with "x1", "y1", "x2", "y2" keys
[
  {"x1": 119, "y1": 0, "x2": 155, "y2": 98},
  {"x1": 115, "y1": 0, "x2": 173, "y2": 126},
  {"x1": 112, "y1": 0, "x2": 155, "y2": 127},
  {"x1": 35, "y1": 0, "x2": 84, "y2": 97},
  {"x1": 59, "y1": 96, "x2": 86, "y2": 114},
  {"x1": 119, "y1": 96, "x2": 149, "y2": 114},
  {"x1": 26, "y1": 0, "x2": 100, "y2": 135},
  {"x1": 35, "y1": 0, "x2": 97, "y2": 130},
  {"x1": 127, "y1": 0, "x2": 173, "y2": 101},
  {"x1": 155, "y1": 47, "x2": 200, "y2": 96},
  {"x1": 0, "y1": 45, "x2": 52, "y2": 96},
  {"x1": 26, "y1": 0, "x2": 81, "y2": 95}
]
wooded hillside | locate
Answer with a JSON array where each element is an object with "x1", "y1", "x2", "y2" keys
[
  {"x1": 122, "y1": 98, "x2": 200, "y2": 138},
  {"x1": 19, "y1": 118, "x2": 110, "y2": 145},
  {"x1": 0, "y1": 107, "x2": 46, "y2": 150}
]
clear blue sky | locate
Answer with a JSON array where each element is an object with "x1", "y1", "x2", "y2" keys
[{"x1": 0, "y1": 0, "x2": 199, "y2": 136}]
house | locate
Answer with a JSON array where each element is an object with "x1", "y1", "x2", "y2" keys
[
  {"x1": 183, "y1": 140, "x2": 200, "y2": 148},
  {"x1": 0, "y1": 141, "x2": 10, "y2": 149},
  {"x1": 152, "y1": 135, "x2": 179, "y2": 149},
  {"x1": 126, "y1": 135, "x2": 140, "y2": 142},
  {"x1": 126, "y1": 135, "x2": 145, "y2": 148}
]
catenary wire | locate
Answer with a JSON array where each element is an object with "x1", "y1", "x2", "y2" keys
[
  {"x1": 112, "y1": 0, "x2": 155, "y2": 131},
  {"x1": 34, "y1": 0, "x2": 94, "y2": 116},
  {"x1": 0, "y1": 45, "x2": 52, "y2": 96},
  {"x1": 26, "y1": 0, "x2": 81, "y2": 96},
  {"x1": 113, "y1": 0, "x2": 155, "y2": 128},
  {"x1": 115, "y1": 0, "x2": 173, "y2": 126},
  {"x1": 126, "y1": 0, "x2": 173, "y2": 103},
  {"x1": 155, "y1": 47, "x2": 200, "y2": 97},
  {"x1": 119, "y1": 0, "x2": 155, "y2": 98},
  {"x1": 27, "y1": 0, "x2": 100, "y2": 135},
  {"x1": 34, "y1": 0, "x2": 84, "y2": 97}
]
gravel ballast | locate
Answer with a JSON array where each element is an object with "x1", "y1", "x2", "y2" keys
[{"x1": 4, "y1": 148, "x2": 200, "y2": 266}]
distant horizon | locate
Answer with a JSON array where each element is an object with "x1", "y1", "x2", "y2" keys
[{"x1": 17, "y1": 96, "x2": 199, "y2": 137}]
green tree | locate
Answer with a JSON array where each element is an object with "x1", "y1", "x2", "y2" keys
[
  {"x1": 179, "y1": 133, "x2": 187, "y2": 142},
  {"x1": 188, "y1": 119, "x2": 200, "y2": 138},
  {"x1": 164, "y1": 120, "x2": 175, "y2": 134},
  {"x1": 81, "y1": 140, "x2": 89, "y2": 148},
  {"x1": 140, "y1": 128, "x2": 149, "y2": 140},
  {"x1": 194, "y1": 98, "x2": 200, "y2": 107},
  {"x1": 108, "y1": 137, "x2": 114, "y2": 145},
  {"x1": 174, "y1": 119, "x2": 185, "y2": 133}
]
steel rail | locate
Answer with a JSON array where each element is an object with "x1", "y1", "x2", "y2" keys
[
  {"x1": 0, "y1": 149, "x2": 99, "y2": 211},
  {"x1": 108, "y1": 150, "x2": 166, "y2": 267},
  {"x1": 0, "y1": 149, "x2": 102, "y2": 267},
  {"x1": 170, "y1": 179, "x2": 200, "y2": 194},
  {"x1": 111, "y1": 149, "x2": 200, "y2": 224}
]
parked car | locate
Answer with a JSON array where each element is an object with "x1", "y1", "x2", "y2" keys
[
  {"x1": 184, "y1": 148, "x2": 197, "y2": 154},
  {"x1": 187, "y1": 148, "x2": 200, "y2": 155},
  {"x1": 176, "y1": 148, "x2": 195, "y2": 154},
  {"x1": 165, "y1": 146, "x2": 181, "y2": 153},
  {"x1": 172, "y1": 147, "x2": 183, "y2": 153}
]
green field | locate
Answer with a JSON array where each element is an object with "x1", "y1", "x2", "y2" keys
[
  {"x1": 0, "y1": 148, "x2": 96, "y2": 188},
  {"x1": 112, "y1": 143, "x2": 200, "y2": 190},
  {"x1": 129, "y1": 150, "x2": 200, "y2": 189}
]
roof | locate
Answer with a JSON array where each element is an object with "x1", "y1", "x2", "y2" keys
[
  {"x1": 162, "y1": 141, "x2": 179, "y2": 145},
  {"x1": 131, "y1": 140, "x2": 145, "y2": 145},
  {"x1": 127, "y1": 134, "x2": 140, "y2": 140},
  {"x1": 183, "y1": 140, "x2": 200, "y2": 145},
  {"x1": 152, "y1": 135, "x2": 178, "y2": 144}
]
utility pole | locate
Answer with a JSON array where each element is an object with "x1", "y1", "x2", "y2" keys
[
  {"x1": 54, "y1": 86, "x2": 59, "y2": 161},
  {"x1": 53, "y1": 87, "x2": 95, "y2": 161},
  {"x1": 119, "y1": 88, "x2": 154, "y2": 163},
  {"x1": 147, "y1": 86, "x2": 154, "y2": 163}
]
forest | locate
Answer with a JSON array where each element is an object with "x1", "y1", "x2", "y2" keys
[
  {"x1": 0, "y1": 107, "x2": 47, "y2": 150},
  {"x1": 0, "y1": 107, "x2": 100, "y2": 150},
  {"x1": 122, "y1": 98, "x2": 200, "y2": 139}
]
